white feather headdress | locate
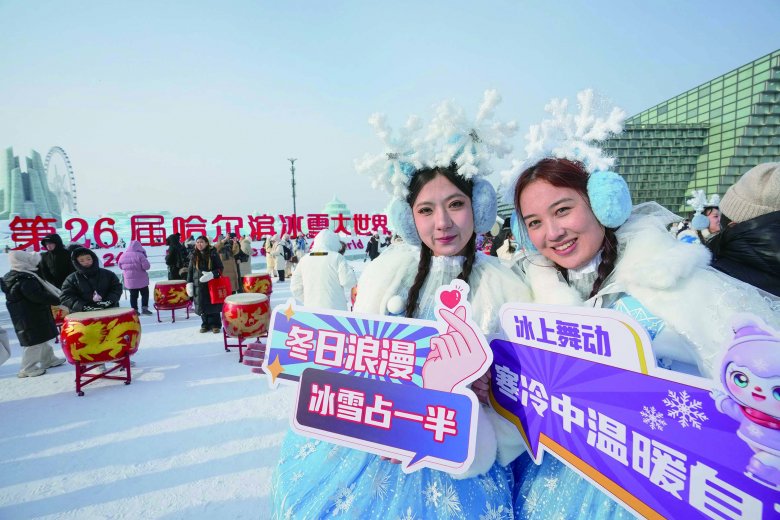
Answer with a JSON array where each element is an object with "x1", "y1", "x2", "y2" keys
[
  {"x1": 500, "y1": 89, "x2": 627, "y2": 203},
  {"x1": 687, "y1": 190, "x2": 721, "y2": 212},
  {"x1": 354, "y1": 90, "x2": 517, "y2": 201}
]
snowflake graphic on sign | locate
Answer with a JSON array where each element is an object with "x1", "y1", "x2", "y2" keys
[
  {"x1": 663, "y1": 390, "x2": 708, "y2": 429},
  {"x1": 641, "y1": 405, "x2": 667, "y2": 431}
]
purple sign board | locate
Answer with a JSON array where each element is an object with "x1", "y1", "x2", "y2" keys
[
  {"x1": 490, "y1": 303, "x2": 780, "y2": 519},
  {"x1": 263, "y1": 280, "x2": 492, "y2": 474}
]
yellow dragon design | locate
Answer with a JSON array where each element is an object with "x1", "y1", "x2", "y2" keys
[
  {"x1": 155, "y1": 287, "x2": 188, "y2": 304},
  {"x1": 64, "y1": 317, "x2": 141, "y2": 362},
  {"x1": 247, "y1": 279, "x2": 271, "y2": 294}
]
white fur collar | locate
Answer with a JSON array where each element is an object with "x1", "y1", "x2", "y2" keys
[{"x1": 526, "y1": 226, "x2": 712, "y2": 305}]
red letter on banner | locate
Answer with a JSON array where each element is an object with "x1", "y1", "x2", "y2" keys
[
  {"x1": 371, "y1": 214, "x2": 389, "y2": 235},
  {"x1": 10, "y1": 216, "x2": 57, "y2": 251},
  {"x1": 278, "y1": 214, "x2": 303, "y2": 238},
  {"x1": 131, "y1": 215, "x2": 166, "y2": 246},
  {"x1": 172, "y1": 216, "x2": 208, "y2": 241},
  {"x1": 247, "y1": 215, "x2": 276, "y2": 241},
  {"x1": 331, "y1": 214, "x2": 351, "y2": 235},
  {"x1": 353, "y1": 214, "x2": 372, "y2": 236},
  {"x1": 306, "y1": 214, "x2": 330, "y2": 239},
  {"x1": 212, "y1": 215, "x2": 244, "y2": 239}
]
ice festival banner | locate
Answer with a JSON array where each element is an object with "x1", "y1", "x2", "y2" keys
[
  {"x1": 490, "y1": 302, "x2": 780, "y2": 519},
  {"x1": 261, "y1": 280, "x2": 491, "y2": 474}
]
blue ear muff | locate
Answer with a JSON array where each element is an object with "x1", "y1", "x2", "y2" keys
[
  {"x1": 389, "y1": 198, "x2": 422, "y2": 247},
  {"x1": 472, "y1": 178, "x2": 498, "y2": 235},
  {"x1": 692, "y1": 213, "x2": 710, "y2": 231},
  {"x1": 511, "y1": 209, "x2": 538, "y2": 254},
  {"x1": 587, "y1": 171, "x2": 632, "y2": 229}
]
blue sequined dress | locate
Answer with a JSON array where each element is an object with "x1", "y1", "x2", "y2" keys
[{"x1": 271, "y1": 248, "x2": 532, "y2": 520}]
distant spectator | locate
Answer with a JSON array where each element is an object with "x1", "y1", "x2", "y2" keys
[
  {"x1": 707, "y1": 162, "x2": 780, "y2": 296},
  {"x1": 294, "y1": 234, "x2": 307, "y2": 256},
  {"x1": 282, "y1": 234, "x2": 294, "y2": 278},
  {"x1": 38, "y1": 233, "x2": 77, "y2": 289},
  {"x1": 0, "y1": 326, "x2": 9, "y2": 367},
  {"x1": 382, "y1": 235, "x2": 391, "y2": 248},
  {"x1": 237, "y1": 235, "x2": 253, "y2": 281},
  {"x1": 60, "y1": 248, "x2": 123, "y2": 312},
  {"x1": 265, "y1": 235, "x2": 277, "y2": 280},
  {"x1": 366, "y1": 232, "x2": 380, "y2": 261},
  {"x1": 186, "y1": 236, "x2": 224, "y2": 333},
  {"x1": 4, "y1": 245, "x2": 10, "y2": 254},
  {"x1": 270, "y1": 237, "x2": 287, "y2": 282},
  {"x1": 165, "y1": 233, "x2": 188, "y2": 281},
  {"x1": 339, "y1": 241, "x2": 347, "y2": 255},
  {"x1": 215, "y1": 236, "x2": 240, "y2": 293},
  {"x1": 1, "y1": 251, "x2": 65, "y2": 377},
  {"x1": 118, "y1": 240, "x2": 153, "y2": 315},
  {"x1": 117, "y1": 238, "x2": 126, "y2": 249},
  {"x1": 291, "y1": 230, "x2": 356, "y2": 311}
]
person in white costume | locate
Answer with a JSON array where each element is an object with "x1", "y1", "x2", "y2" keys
[
  {"x1": 290, "y1": 229, "x2": 356, "y2": 311},
  {"x1": 270, "y1": 91, "x2": 532, "y2": 520},
  {"x1": 500, "y1": 89, "x2": 780, "y2": 520}
]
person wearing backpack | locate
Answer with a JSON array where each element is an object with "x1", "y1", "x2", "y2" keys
[
  {"x1": 270, "y1": 237, "x2": 288, "y2": 282},
  {"x1": 1, "y1": 251, "x2": 66, "y2": 377}
]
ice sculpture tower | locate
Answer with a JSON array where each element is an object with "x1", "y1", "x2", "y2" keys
[{"x1": 0, "y1": 147, "x2": 63, "y2": 226}]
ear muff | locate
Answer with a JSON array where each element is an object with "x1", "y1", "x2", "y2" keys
[
  {"x1": 587, "y1": 171, "x2": 632, "y2": 229},
  {"x1": 472, "y1": 178, "x2": 498, "y2": 235},
  {"x1": 389, "y1": 198, "x2": 422, "y2": 247},
  {"x1": 692, "y1": 213, "x2": 710, "y2": 231}
]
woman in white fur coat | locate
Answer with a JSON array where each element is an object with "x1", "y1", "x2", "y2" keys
[
  {"x1": 506, "y1": 157, "x2": 780, "y2": 520},
  {"x1": 290, "y1": 229, "x2": 356, "y2": 311},
  {"x1": 269, "y1": 164, "x2": 533, "y2": 520}
]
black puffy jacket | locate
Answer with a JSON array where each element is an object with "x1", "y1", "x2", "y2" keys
[
  {"x1": 60, "y1": 248, "x2": 123, "y2": 312},
  {"x1": 707, "y1": 211, "x2": 780, "y2": 297},
  {"x1": 38, "y1": 234, "x2": 77, "y2": 289},
  {"x1": 165, "y1": 234, "x2": 187, "y2": 280},
  {"x1": 0, "y1": 270, "x2": 60, "y2": 347},
  {"x1": 187, "y1": 247, "x2": 224, "y2": 315}
]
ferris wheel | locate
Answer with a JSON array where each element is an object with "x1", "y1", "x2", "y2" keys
[{"x1": 44, "y1": 146, "x2": 79, "y2": 214}]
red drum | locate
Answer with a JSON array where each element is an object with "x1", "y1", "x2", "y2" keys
[
  {"x1": 52, "y1": 305, "x2": 69, "y2": 325},
  {"x1": 222, "y1": 293, "x2": 271, "y2": 339},
  {"x1": 154, "y1": 280, "x2": 189, "y2": 307},
  {"x1": 60, "y1": 308, "x2": 142, "y2": 364},
  {"x1": 243, "y1": 273, "x2": 273, "y2": 296}
]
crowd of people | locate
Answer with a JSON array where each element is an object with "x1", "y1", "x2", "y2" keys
[{"x1": 1, "y1": 91, "x2": 779, "y2": 519}]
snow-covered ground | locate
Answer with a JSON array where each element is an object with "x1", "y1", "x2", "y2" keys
[{"x1": 0, "y1": 260, "x2": 370, "y2": 519}]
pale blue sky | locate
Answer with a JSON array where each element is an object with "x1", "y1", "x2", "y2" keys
[{"x1": 1, "y1": 0, "x2": 778, "y2": 217}]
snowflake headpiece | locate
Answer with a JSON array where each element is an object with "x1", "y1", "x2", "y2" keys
[
  {"x1": 500, "y1": 89, "x2": 632, "y2": 254},
  {"x1": 687, "y1": 189, "x2": 721, "y2": 231},
  {"x1": 355, "y1": 90, "x2": 517, "y2": 246}
]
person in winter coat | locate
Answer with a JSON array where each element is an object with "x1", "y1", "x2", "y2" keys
[
  {"x1": 365, "y1": 232, "x2": 380, "y2": 260},
  {"x1": 1, "y1": 251, "x2": 66, "y2": 377},
  {"x1": 282, "y1": 234, "x2": 294, "y2": 277},
  {"x1": 165, "y1": 233, "x2": 187, "y2": 281},
  {"x1": 38, "y1": 233, "x2": 77, "y2": 289},
  {"x1": 237, "y1": 235, "x2": 253, "y2": 281},
  {"x1": 294, "y1": 234, "x2": 307, "y2": 256},
  {"x1": 118, "y1": 240, "x2": 153, "y2": 315},
  {"x1": 60, "y1": 248, "x2": 123, "y2": 313},
  {"x1": 264, "y1": 235, "x2": 277, "y2": 280},
  {"x1": 290, "y1": 229, "x2": 357, "y2": 311},
  {"x1": 707, "y1": 162, "x2": 780, "y2": 296},
  {"x1": 270, "y1": 237, "x2": 287, "y2": 282},
  {"x1": 215, "y1": 236, "x2": 240, "y2": 293},
  {"x1": 186, "y1": 235, "x2": 225, "y2": 333}
]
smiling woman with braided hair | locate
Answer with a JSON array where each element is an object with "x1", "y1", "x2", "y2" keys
[{"x1": 269, "y1": 163, "x2": 533, "y2": 519}]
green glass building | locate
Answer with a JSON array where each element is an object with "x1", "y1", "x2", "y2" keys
[{"x1": 604, "y1": 48, "x2": 780, "y2": 216}]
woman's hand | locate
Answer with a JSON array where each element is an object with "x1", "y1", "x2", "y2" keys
[
  {"x1": 472, "y1": 370, "x2": 491, "y2": 404},
  {"x1": 422, "y1": 306, "x2": 487, "y2": 393}
]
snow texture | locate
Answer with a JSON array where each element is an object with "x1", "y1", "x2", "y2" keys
[
  {"x1": 662, "y1": 390, "x2": 709, "y2": 429},
  {"x1": 0, "y1": 258, "x2": 370, "y2": 519},
  {"x1": 500, "y1": 89, "x2": 627, "y2": 204}
]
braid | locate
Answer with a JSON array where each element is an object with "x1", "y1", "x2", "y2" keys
[
  {"x1": 405, "y1": 244, "x2": 433, "y2": 318},
  {"x1": 456, "y1": 233, "x2": 477, "y2": 284},
  {"x1": 589, "y1": 228, "x2": 619, "y2": 299}
]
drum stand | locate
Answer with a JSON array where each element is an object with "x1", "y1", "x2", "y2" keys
[
  {"x1": 73, "y1": 353, "x2": 132, "y2": 396},
  {"x1": 154, "y1": 303, "x2": 191, "y2": 323},
  {"x1": 223, "y1": 330, "x2": 267, "y2": 363}
]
